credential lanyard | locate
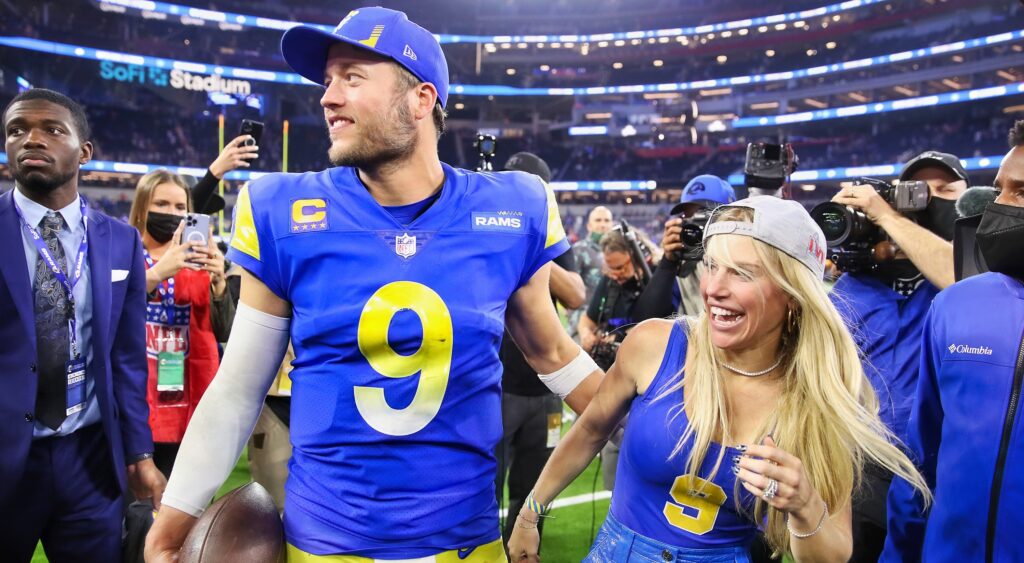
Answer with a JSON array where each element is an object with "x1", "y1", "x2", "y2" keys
[
  {"x1": 13, "y1": 198, "x2": 89, "y2": 359},
  {"x1": 142, "y1": 249, "x2": 175, "y2": 316}
]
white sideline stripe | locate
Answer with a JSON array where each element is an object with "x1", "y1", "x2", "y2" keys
[{"x1": 498, "y1": 491, "x2": 612, "y2": 518}]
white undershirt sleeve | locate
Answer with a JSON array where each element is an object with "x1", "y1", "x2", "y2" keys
[{"x1": 160, "y1": 303, "x2": 290, "y2": 516}]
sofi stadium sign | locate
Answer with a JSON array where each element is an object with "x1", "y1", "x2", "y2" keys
[{"x1": 99, "y1": 61, "x2": 251, "y2": 95}]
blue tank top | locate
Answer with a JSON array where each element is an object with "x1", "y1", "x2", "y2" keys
[{"x1": 610, "y1": 320, "x2": 759, "y2": 548}]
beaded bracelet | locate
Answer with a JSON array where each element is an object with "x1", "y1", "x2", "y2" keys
[{"x1": 787, "y1": 500, "x2": 829, "y2": 538}]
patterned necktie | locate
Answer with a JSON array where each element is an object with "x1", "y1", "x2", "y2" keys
[{"x1": 33, "y1": 211, "x2": 71, "y2": 430}]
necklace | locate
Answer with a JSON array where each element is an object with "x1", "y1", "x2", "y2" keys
[{"x1": 721, "y1": 357, "x2": 783, "y2": 377}]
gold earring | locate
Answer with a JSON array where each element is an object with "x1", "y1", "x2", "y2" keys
[{"x1": 786, "y1": 308, "x2": 797, "y2": 334}]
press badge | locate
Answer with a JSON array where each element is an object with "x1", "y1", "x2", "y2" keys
[
  {"x1": 66, "y1": 358, "x2": 86, "y2": 416},
  {"x1": 156, "y1": 351, "x2": 185, "y2": 392}
]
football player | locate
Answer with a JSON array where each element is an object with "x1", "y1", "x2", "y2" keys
[{"x1": 145, "y1": 7, "x2": 602, "y2": 562}]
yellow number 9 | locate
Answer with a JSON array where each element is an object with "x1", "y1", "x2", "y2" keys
[
  {"x1": 355, "y1": 281, "x2": 453, "y2": 436},
  {"x1": 662, "y1": 475, "x2": 727, "y2": 535}
]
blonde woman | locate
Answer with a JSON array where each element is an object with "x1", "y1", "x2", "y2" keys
[{"x1": 507, "y1": 196, "x2": 930, "y2": 562}]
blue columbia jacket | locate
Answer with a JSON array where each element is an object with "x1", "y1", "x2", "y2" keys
[
  {"x1": 883, "y1": 272, "x2": 1024, "y2": 562},
  {"x1": 831, "y1": 273, "x2": 939, "y2": 446}
]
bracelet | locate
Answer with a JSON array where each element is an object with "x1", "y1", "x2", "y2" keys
[
  {"x1": 787, "y1": 500, "x2": 829, "y2": 539},
  {"x1": 525, "y1": 491, "x2": 555, "y2": 518},
  {"x1": 515, "y1": 514, "x2": 539, "y2": 529}
]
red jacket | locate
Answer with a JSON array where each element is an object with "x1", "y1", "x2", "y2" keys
[{"x1": 143, "y1": 264, "x2": 220, "y2": 443}]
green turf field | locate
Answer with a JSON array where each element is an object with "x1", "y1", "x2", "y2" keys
[{"x1": 31, "y1": 448, "x2": 612, "y2": 562}]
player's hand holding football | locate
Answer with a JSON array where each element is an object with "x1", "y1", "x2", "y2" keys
[
  {"x1": 507, "y1": 508, "x2": 542, "y2": 562},
  {"x1": 734, "y1": 436, "x2": 826, "y2": 525},
  {"x1": 145, "y1": 506, "x2": 198, "y2": 563}
]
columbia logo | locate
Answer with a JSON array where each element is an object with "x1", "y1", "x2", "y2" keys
[
  {"x1": 403, "y1": 45, "x2": 417, "y2": 60},
  {"x1": 948, "y1": 343, "x2": 994, "y2": 355}
]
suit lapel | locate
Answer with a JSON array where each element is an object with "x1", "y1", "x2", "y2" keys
[
  {"x1": 0, "y1": 190, "x2": 36, "y2": 348},
  {"x1": 88, "y1": 209, "x2": 112, "y2": 348}
]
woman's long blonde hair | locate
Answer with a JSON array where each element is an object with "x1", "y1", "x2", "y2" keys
[{"x1": 660, "y1": 207, "x2": 930, "y2": 556}]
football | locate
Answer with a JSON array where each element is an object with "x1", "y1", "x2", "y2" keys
[{"x1": 178, "y1": 482, "x2": 284, "y2": 563}]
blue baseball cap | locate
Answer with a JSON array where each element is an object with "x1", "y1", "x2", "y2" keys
[
  {"x1": 670, "y1": 174, "x2": 737, "y2": 215},
  {"x1": 281, "y1": 7, "x2": 450, "y2": 107}
]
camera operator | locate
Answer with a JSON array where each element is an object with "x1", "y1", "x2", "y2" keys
[
  {"x1": 883, "y1": 120, "x2": 1024, "y2": 562},
  {"x1": 577, "y1": 228, "x2": 649, "y2": 490},
  {"x1": 495, "y1": 152, "x2": 586, "y2": 550},
  {"x1": 828, "y1": 151, "x2": 968, "y2": 562},
  {"x1": 568, "y1": 206, "x2": 613, "y2": 341},
  {"x1": 633, "y1": 175, "x2": 736, "y2": 321}
]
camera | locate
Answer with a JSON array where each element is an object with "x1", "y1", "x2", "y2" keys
[
  {"x1": 809, "y1": 177, "x2": 930, "y2": 272},
  {"x1": 744, "y1": 142, "x2": 799, "y2": 192},
  {"x1": 474, "y1": 133, "x2": 497, "y2": 171}
]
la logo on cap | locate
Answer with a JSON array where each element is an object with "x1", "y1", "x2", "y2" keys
[{"x1": 335, "y1": 10, "x2": 359, "y2": 32}]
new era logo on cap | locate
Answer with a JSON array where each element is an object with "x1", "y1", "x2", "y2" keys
[{"x1": 403, "y1": 45, "x2": 417, "y2": 60}]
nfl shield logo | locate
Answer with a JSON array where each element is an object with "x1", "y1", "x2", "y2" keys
[{"x1": 395, "y1": 233, "x2": 417, "y2": 258}]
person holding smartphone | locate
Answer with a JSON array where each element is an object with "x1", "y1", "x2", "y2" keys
[
  {"x1": 190, "y1": 130, "x2": 260, "y2": 215},
  {"x1": 127, "y1": 169, "x2": 235, "y2": 478}
]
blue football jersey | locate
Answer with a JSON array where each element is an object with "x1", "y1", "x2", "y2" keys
[
  {"x1": 227, "y1": 162, "x2": 568, "y2": 557},
  {"x1": 612, "y1": 321, "x2": 758, "y2": 548}
]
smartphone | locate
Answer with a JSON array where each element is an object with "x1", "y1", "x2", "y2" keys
[
  {"x1": 183, "y1": 213, "x2": 211, "y2": 253},
  {"x1": 239, "y1": 119, "x2": 264, "y2": 149}
]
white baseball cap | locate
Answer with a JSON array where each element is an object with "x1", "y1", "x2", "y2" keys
[{"x1": 703, "y1": 196, "x2": 827, "y2": 280}]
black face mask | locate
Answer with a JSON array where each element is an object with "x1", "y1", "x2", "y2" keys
[
  {"x1": 146, "y1": 212, "x2": 184, "y2": 244},
  {"x1": 977, "y1": 202, "x2": 1024, "y2": 281},
  {"x1": 873, "y1": 258, "x2": 920, "y2": 287},
  {"x1": 919, "y1": 197, "x2": 957, "y2": 241}
]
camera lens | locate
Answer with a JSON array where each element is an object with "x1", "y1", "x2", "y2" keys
[
  {"x1": 810, "y1": 202, "x2": 851, "y2": 245},
  {"x1": 680, "y1": 223, "x2": 704, "y2": 247}
]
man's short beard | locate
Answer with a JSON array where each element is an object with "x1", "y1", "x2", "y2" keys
[
  {"x1": 328, "y1": 95, "x2": 419, "y2": 171},
  {"x1": 13, "y1": 165, "x2": 77, "y2": 195}
]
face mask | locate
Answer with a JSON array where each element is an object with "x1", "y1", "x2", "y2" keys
[
  {"x1": 873, "y1": 258, "x2": 920, "y2": 287},
  {"x1": 919, "y1": 197, "x2": 957, "y2": 241},
  {"x1": 146, "y1": 211, "x2": 184, "y2": 244},
  {"x1": 976, "y1": 202, "x2": 1024, "y2": 281}
]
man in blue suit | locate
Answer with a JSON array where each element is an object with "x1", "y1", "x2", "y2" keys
[{"x1": 0, "y1": 89, "x2": 165, "y2": 562}]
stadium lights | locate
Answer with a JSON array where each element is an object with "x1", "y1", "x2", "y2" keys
[
  {"x1": 653, "y1": 60, "x2": 664, "y2": 67},
  {"x1": 95, "y1": 0, "x2": 888, "y2": 45},
  {"x1": 6, "y1": 30, "x2": 1021, "y2": 98},
  {"x1": 716, "y1": 55, "x2": 728, "y2": 64},
  {"x1": 454, "y1": 102, "x2": 465, "y2": 110},
  {"x1": 732, "y1": 82, "x2": 1024, "y2": 128},
  {"x1": 766, "y1": 49, "x2": 776, "y2": 57},
  {"x1": 539, "y1": 64, "x2": 551, "y2": 71}
]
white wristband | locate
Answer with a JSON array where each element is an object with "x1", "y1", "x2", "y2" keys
[{"x1": 538, "y1": 347, "x2": 599, "y2": 399}]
